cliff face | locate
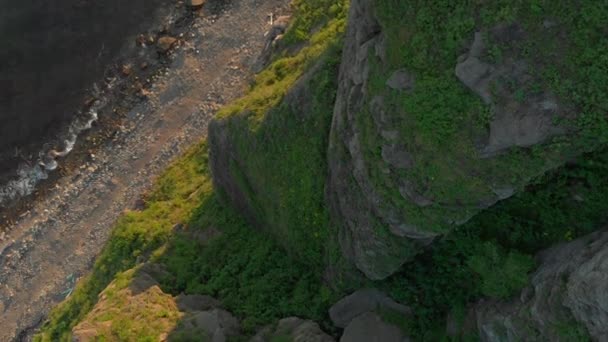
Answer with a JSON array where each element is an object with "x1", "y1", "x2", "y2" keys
[
  {"x1": 467, "y1": 229, "x2": 608, "y2": 341},
  {"x1": 324, "y1": 0, "x2": 597, "y2": 279}
]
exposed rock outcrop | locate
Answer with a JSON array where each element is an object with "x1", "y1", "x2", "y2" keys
[
  {"x1": 455, "y1": 25, "x2": 569, "y2": 157},
  {"x1": 466, "y1": 230, "x2": 608, "y2": 341},
  {"x1": 326, "y1": 0, "x2": 437, "y2": 281},
  {"x1": 326, "y1": 0, "x2": 582, "y2": 279}
]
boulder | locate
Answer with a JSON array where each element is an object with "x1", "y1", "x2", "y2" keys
[
  {"x1": 340, "y1": 312, "x2": 409, "y2": 342},
  {"x1": 157, "y1": 36, "x2": 177, "y2": 53},
  {"x1": 176, "y1": 294, "x2": 222, "y2": 311},
  {"x1": 178, "y1": 309, "x2": 240, "y2": 342},
  {"x1": 329, "y1": 289, "x2": 411, "y2": 328},
  {"x1": 251, "y1": 317, "x2": 334, "y2": 342},
  {"x1": 466, "y1": 230, "x2": 608, "y2": 341},
  {"x1": 187, "y1": 0, "x2": 205, "y2": 7}
]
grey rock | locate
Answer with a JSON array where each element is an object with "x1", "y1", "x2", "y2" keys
[
  {"x1": 381, "y1": 144, "x2": 414, "y2": 169},
  {"x1": 386, "y1": 69, "x2": 415, "y2": 91},
  {"x1": 398, "y1": 181, "x2": 433, "y2": 207},
  {"x1": 178, "y1": 309, "x2": 240, "y2": 342},
  {"x1": 469, "y1": 230, "x2": 608, "y2": 341},
  {"x1": 455, "y1": 26, "x2": 569, "y2": 156},
  {"x1": 176, "y1": 294, "x2": 222, "y2": 312},
  {"x1": 340, "y1": 312, "x2": 410, "y2": 342},
  {"x1": 329, "y1": 289, "x2": 411, "y2": 328},
  {"x1": 251, "y1": 317, "x2": 334, "y2": 342},
  {"x1": 326, "y1": 0, "x2": 438, "y2": 280}
]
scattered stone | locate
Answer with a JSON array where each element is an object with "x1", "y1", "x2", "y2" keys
[
  {"x1": 157, "y1": 36, "x2": 178, "y2": 53},
  {"x1": 121, "y1": 64, "x2": 133, "y2": 76},
  {"x1": 83, "y1": 96, "x2": 97, "y2": 108}
]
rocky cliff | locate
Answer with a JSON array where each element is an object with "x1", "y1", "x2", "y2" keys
[
  {"x1": 324, "y1": 0, "x2": 603, "y2": 279},
  {"x1": 36, "y1": 0, "x2": 608, "y2": 341}
]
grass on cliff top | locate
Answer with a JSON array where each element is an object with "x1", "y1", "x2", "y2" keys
[{"x1": 216, "y1": 0, "x2": 347, "y2": 122}]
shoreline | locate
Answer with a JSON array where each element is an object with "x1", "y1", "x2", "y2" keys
[
  {"x1": 0, "y1": 0, "x2": 289, "y2": 339},
  {"x1": 0, "y1": 1, "x2": 180, "y2": 227}
]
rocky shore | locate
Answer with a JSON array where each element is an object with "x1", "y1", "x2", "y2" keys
[{"x1": 0, "y1": 0, "x2": 289, "y2": 339}]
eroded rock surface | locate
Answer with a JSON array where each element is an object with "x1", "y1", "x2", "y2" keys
[
  {"x1": 326, "y1": 0, "x2": 437, "y2": 280},
  {"x1": 455, "y1": 25, "x2": 568, "y2": 156}
]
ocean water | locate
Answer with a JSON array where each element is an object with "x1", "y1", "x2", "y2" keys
[{"x1": 0, "y1": 0, "x2": 168, "y2": 206}]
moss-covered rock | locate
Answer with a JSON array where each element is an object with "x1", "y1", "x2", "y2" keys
[
  {"x1": 208, "y1": 2, "x2": 347, "y2": 268},
  {"x1": 326, "y1": 0, "x2": 608, "y2": 279}
]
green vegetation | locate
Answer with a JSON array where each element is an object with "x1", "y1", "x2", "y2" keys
[
  {"x1": 379, "y1": 147, "x2": 608, "y2": 339},
  {"x1": 35, "y1": 143, "x2": 211, "y2": 341},
  {"x1": 214, "y1": 0, "x2": 347, "y2": 268},
  {"x1": 467, "y1": 243, "x2": 534, "y2": 299},
  {"x1": 159, "y1": 196, "x2": 337, "y2": 332},
  {"x1": 70, "y1": 268, "x2": 184, "y2": 341},
  {"x1": 282, "y1": 0, "x2": 348, "y2": 44},
  {"x1": 355, "y1": 0, "x2": 608, "y2": 234}
]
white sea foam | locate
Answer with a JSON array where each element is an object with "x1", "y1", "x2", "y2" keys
[{"x1": 0, "y1": 83, "x2": 109, "y2": 208}]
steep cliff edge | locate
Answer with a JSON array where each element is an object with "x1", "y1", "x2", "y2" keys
[
  {"x1": 208, "y1": 1, "x2": 348, "y2": 267},
  {"x1": 326, "y1": 0, "x2": 607, "y2": 279}
]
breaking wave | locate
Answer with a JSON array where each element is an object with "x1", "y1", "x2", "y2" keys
[{"x1": 0, "y1": 82, "x2": 111, "y2": 208}]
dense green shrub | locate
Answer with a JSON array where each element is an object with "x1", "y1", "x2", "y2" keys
[{"x1": 467, "y1": 242, "x2": 535, "y2": 299}]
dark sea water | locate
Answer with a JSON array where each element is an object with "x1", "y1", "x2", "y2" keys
[{"x1": 0, "y1": 0, "x2": 168, "y2": 205}]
